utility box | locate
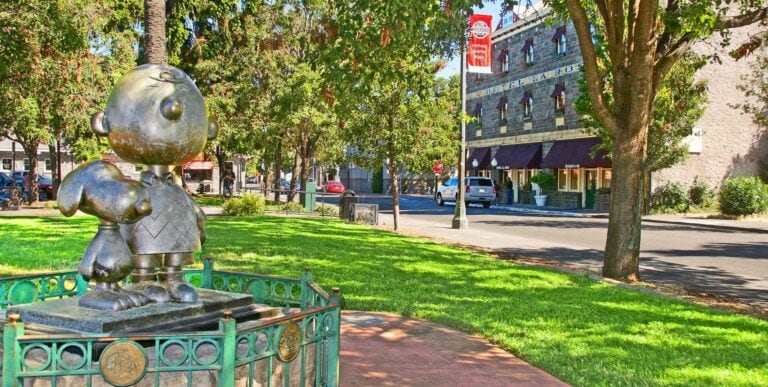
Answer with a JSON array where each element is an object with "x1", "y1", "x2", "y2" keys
[
  {"x1": 304, "y1": 182, "x2": 317, "y2": 212},
  {"x1": 339, "y1": 190, "x2": 358, "y2": 221}
]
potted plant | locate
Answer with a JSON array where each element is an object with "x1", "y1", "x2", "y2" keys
[{"x1": 529, "y1": 171, "x2": 556, "y2": 206}]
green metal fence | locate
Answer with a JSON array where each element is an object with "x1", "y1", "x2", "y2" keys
[{"x1": 0, "y1": 261, "x2": 341, "y2": 386}]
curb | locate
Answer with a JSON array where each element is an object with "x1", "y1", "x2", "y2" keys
[{"x1": 641, "y1": 218, "x2": 768, "y2": 234}]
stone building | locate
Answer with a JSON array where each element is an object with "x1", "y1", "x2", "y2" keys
[
  {"x1": 467, "y1": 6, "x2": 610, "y2": 208},
  {"x1": 467, "y1": 6, "x2": 766, "y2": 208}
]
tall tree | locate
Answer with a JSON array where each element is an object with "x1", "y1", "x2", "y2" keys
[
  {"x1": 343, "y1": 67, "x2": 459, "y2": 230},
  {"x1": 0, "y1": 0, "x2": 122, "y2": 203},
  {"x1": 544, "y1": 0, "x2": 768, "y2": 280}
]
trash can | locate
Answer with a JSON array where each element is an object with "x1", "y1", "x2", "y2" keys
[
  {"x1": 339, "y1": 190, "x2": 358, "y2": 221},
  {"x1": 304, "y1": 182, "x2": 317, "y2": 212}
]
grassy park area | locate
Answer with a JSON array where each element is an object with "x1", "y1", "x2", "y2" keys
[{"x1": 1, "y1": 214, "x2": 766, "y2": 386}]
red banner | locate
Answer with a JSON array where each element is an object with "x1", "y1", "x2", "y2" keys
[{"x1": 467, "y1": 14, "x2": 493, "y2": 74}]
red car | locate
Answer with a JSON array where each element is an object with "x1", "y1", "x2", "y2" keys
[{"x1": 325, "y1": 180, "x2": 345, "y2": 194}]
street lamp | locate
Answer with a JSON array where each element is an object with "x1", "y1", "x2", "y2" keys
[
  {"x1": 472, "y1": 158, "x2": 478, "y2": 176},
  {"x1": 490, "y1": 157, "x2": 498, "y2": 169}
]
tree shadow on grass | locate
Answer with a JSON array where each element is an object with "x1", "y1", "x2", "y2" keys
[{"x1": 203, "y1": 216, "x2": 768, "y2": 384}]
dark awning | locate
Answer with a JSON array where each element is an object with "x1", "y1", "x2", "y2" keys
[
  {"x1": 541, "y1": 137, "x2": 611, "y2": 168},
  {"x1": 551, "y1": 25, "x2": 566, "y2": 42},
  {"x1": 496, "y1": 96, "x2": 508, "y2": 109},
  {"x1": 494, "y1": 143, "x2": 542, "y2": 169},
  {"x1": 519, "y1": 90, "x2": 532, "y2": 104},
  {"x1": 550, "y1": 83, "x2": 565, "y2": 98},
  {"x1": 467, "y1": 147, "x2": 491, "y2": 169},
  {"x1": 521, "y1": 38, "x2": 533, "y2": 53}
]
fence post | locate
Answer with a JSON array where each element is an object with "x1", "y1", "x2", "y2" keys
[
  {"x1": 75, "y1": 273, "x2": 88, "y2": 296},
  {"x1": 219, "y1": 310, "x2": 236, "y2": 386},
  {"x1": 203, "y1": 258, "x2": 214, "y2": 289},
  {"x1": 326, "y1": 288, "x2": 342, "y2": 387},
  {"x1": 3, "y1": 314, "x2": 24, "y2": 387}
]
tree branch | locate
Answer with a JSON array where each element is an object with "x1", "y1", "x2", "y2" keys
[
  {"x1": 716, "y1": 7, "x2": 768, "y2": 30},
  {"x1": 566, "y1": 0, "x2": 618, "y2": 134}
]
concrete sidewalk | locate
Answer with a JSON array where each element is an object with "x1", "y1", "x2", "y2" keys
[{"x1": 340, "y1": 311, "x2": 567, "y2": 386}]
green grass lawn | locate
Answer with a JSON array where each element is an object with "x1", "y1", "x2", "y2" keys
[{"x1": 1, "y1": 215, "x2": 766, "y2": 386}]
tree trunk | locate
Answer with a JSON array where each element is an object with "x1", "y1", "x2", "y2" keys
[
  {"x1": 642, "y1": 169, "x2": 652, "y2": 216},
  {"x1": 143, "y1": 0, "x2": 167, "y2": 65},
  {"x1": 48, "y1": 144, "x2": 58, "y2": 199},
  {"x1": 287, "y1": 154, "x2": 300, "y2": 202},
  {"x1": 388, "y1": 164, "x2": 400, "y2": 231},
  {"x1": 603, "y1": 119, "x2": 649, "y2": 281},
  {"x1": 273, "y1": 141, "x2": 282, "y2": 202},
  {"x1": 22, "y1": 143, "x2": 39, "y2": 205},
  {"x1": 299, "y1": 153, "x2": 312, "y2": 204}
]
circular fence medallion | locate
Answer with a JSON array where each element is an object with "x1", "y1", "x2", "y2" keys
[
  {"x1": 9, "y1": 280, "x2": 38, "y2": 305},
  {"x1": 277, "y1": 321, "x2": 301, "y2": 362},
  {"x1": 99, "y1": 341, "x2": 147, "y2": 387}
]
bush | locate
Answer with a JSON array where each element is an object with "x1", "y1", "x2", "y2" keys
[
  {"x1": 650, "y1": 182, "x2": 688, "y2": 213},
  {"x1": 222, "y1": 194, "x2": 266, "y2": 216},
  {"x1": 282, "y1": 201, "x2": 305, "y2": 213},
  {"x1": 314, "y1": 204, "x2": 338, "y2": 217},
  {"x1": 719, "y1": 176, "x2": 768, "y2": 216},
  {"x1": 688, "y1": 178, "x2": 716, "y2": 208},
  {"x1": 530, "y1": 172, "x2": 556, "y2": 191}
]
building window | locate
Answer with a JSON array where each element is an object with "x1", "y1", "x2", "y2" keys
[
  {"x1": 23, "y1": 158, "x2": 30, "y2": 171},
  {"x1": 520, "y1": 90, "x2": 533, "y2": 119},
  {"x1": 551, "y1": 83, "x2": 566, "y2": 113},
  {"x1": 552, "y1": 25, "x2": 567, "y2": 55},
  {"x1": 498, "y1": 49, "x2": 509, "y2": 73},
  {"x1": 569, "y1": 169, "x2": 579, "y2": 191},
  {"x1": 44, "y1": 159, "x2": 52, "y2": 171},
  {"x1": 472, "y1": 103, "x2": 483, "y2": 126},
  {"x1": 601, "y1": 169, "x2": 612, "y2": 188},
  {"x1": 134, "y1": 165, "x2": 143, "y2": 173},
  {"x1": 557, "y1": 169, "x2": 567, "y2": 190},
  {"x1": 497, "y1": 97, "x2": 508, "y2": 123},
  {"x1": 521, "y1": 38, "x2": 534, "y2": 65},
  {"x1": 1, "y1": 159, "x2": 10, "y2": 171}
]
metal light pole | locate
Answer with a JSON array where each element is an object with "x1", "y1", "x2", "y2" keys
[{"x1": 452, "y1": 23, "x2": 469, "y2": 229}]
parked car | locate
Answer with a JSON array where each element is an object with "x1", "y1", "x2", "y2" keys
[
  {"x1": 436, "y1": 176, "x2": 495, "y2": 208},
  {"x1": 12, "y1": 174, "x2": 54, "y2": 201},
  {"x1": 325, "y1": 180, "x2": 345, "y2": 194}
]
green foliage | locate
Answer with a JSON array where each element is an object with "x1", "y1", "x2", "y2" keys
[
  {"x1": 222, "y1": 194, "x2": 266, "y2": 216},
  {"x1": 579, "y1": 56, "x2": 708, "y2": 172},
  {"x1": 530, "y1": 172, "x2": 556, "y2": 191},
  {"x1": 650, "y1": 182, "x2": 689, "y2": 213},
  {"x1": 2, "y1": 214, "x2": 767, "y2": 385},
  {"x1": 720, "y1": 177, "x2": 768, "y2": 216},
  {"x1": 688, "y1": 178, "x2": 716, "y2": 208},
  {"x1": 371, "y1": 168, "x2": 384, "y2": 193},
  {"x1": 314, "y1": 204, "x2": 338, "y2": 217},
  {"x1": 282, "y1": 201, "x2": 305, "y2": 213}
]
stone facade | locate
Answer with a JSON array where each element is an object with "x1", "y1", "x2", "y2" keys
[{"x1": 467, "y1": 17, "x2": 583, "y2": 142}]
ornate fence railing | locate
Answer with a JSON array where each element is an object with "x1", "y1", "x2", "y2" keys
[{"x1": 0, "y1": 260, "x2": 341, "y2": 386}]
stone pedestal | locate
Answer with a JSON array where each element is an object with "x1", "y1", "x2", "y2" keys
[{"x1": 9, "y1": 289, "x2": 276, "y2": 334}]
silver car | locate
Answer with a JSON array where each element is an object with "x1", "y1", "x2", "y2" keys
[{"x1": 436, "y1": 176, "x2": 496, "y2": 208}]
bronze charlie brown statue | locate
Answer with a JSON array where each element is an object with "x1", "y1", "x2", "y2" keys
[{"x1": 90, "y1": 64, "x2": 218, "y2": 304}]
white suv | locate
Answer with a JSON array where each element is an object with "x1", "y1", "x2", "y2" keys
[{"x1": 436, "y1": 176, "x2": 496, "y2": 208}]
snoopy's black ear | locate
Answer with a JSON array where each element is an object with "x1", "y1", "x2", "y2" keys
[{"x1": 58, "y1": 167, "x2": 85, "y2": 217}]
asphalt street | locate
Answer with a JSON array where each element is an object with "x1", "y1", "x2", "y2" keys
[{"x1": 336, "y1": 194, "x2": 768, "y2": 310}]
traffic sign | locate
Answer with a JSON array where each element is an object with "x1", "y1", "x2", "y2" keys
[{"x1": 431, "y1": 160, "x2": 444, "y2": 173}]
